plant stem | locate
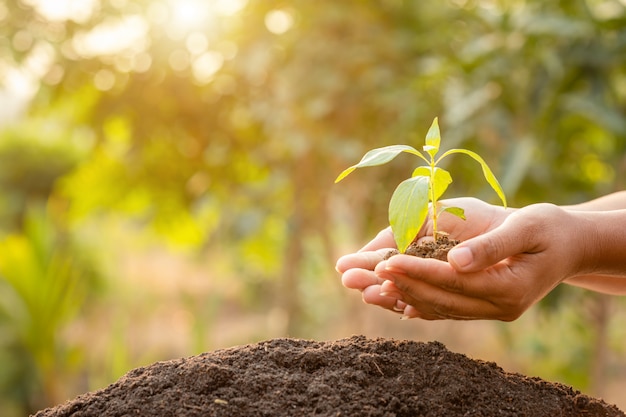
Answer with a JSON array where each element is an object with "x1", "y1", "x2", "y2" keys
[{"x1": 430, "y1": 157, "x2": 438, "y2": 241}]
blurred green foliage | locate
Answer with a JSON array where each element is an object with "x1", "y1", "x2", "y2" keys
[
  {"x1": 1, "y1": 0, "x2": 625, "y2": 414},
  {"x1": 0, "y1": 207, "x2": 101, "y2": 413}
]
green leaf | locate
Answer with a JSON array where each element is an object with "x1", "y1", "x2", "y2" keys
[
  {"x1": 411, "y1": 166, "x2": 452, "y2": 201},
  {"x1": 412, "y1": 166, "x2": 431, "y2": 177},
  {"x1": 335, "y1": 145, "x2": 426, "y2": 183},
  {"x1": 389, "y1": 176, "x2": 430, "y2": 253},
  {"x1": 424, "y1": 117, "x2": 440, "y2": 158},
  {"x1": 438, "y1": 148, "x2": 507, "y2": 208},
  {"x1": 430, "y1": 167, "x2": 452, "y2": 201},
  {"x1": 441, "y1": 206, "x2": 466, "y2": 220}
]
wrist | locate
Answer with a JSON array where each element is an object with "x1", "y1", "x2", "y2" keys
[{"x1": 568, "y1": 209, "x2": 626, "y2": 277}]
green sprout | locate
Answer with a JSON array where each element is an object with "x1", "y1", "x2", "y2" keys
[{"x1": 335, "y1": 117, "x2": 507, "y2": 253}]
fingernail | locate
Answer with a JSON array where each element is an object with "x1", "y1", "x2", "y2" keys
[
  {"x1": 449, "y1": 246, "x2": 473, "y2": 269},
  {"x1": 380, "y1": 290, "x2": 402, "y2": 299},
  {"x1": 393, "y1": 300, "x2": 407, "y2": 312},
  {"x1": 400, "y1": 315, "x2": 410, "y2": 321},
  {"x1": 384, "y1": 265, "x2": 404, "y2": 274}
]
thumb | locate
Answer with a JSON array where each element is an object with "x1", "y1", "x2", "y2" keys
[{"x1": 448, "y1": 220, "x2": 532, "y2": 272}]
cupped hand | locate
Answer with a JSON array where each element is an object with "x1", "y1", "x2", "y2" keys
[
  {"x1": 375, "y1": 203, "x2": 588, "y2": 320},
  {"x1": 335, "y1": 198, "x2": 511, "y2": 316}
]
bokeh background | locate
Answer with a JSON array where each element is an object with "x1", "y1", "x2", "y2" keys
[{"x1": 1, "y1": 0, "x2": 626, "y2": 415}]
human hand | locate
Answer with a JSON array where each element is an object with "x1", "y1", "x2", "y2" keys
[
  {"x1": 375, "y1": 203, "x2": 591, "y2": 320},
  {"x1": 335, "y1": 198, "x2": 511, "y2": 317}
]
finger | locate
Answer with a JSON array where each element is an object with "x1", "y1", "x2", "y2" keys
[
  {"x1": 341, "y1": 267, "x2": 385, "y2": 290},
  {"x1": 400, "y1": 305, "x2": 454, "y2": 320},
  {"x1": 359, "y1": 227, "x2": 396, "y2": 252},
  {"x1": 447, "y1": 207, "x2": 545, "y2": 273},
  {"x1": 362, "y1": 285, "x2": 406, "y2": 313},
  {"x1": 379, "y1": 279, "x2": 403, "y2": 298},
  {"x1": 420, "y1": 198, "x2": 508, "y2": 242},
  {"x1": 380, "y1": 277, "x2": 482, "y2": 321},
  {"x1": 378, "y1": 280, "x2": 409, "y2": 312},
  {"x1": 383, "y1": 255, "x2": 514, "y2": 299},
  {"x1": 394, "y1": 299, "x2": 408, "y2": 312},
  {"x1": 391, "y1": 273, "x2": 514, "y2": 320},
  {"x1": 447, "y1": 235, "x2": 527, "y2": 273},
  {"x1": 336, "y1": 248, "x2": 393, "y2": 274},
  {"x1": 378, "y1": 257, "x2": 526, "y2": 320},
  {"x1": 401, "y1": 304, "x2": 419, "y2": 319}
]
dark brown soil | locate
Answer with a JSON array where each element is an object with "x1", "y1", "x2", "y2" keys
[
  {"x1": 384, "y1": 235, "x2": 460, "y2": 261},
  {"x1": 33, "y1": 336, "x2": 624, "y2": 417}
]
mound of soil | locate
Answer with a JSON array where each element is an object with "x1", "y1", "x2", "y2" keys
[{"x1": 34, "y1": 336, "x2": 624, "y2": 417}]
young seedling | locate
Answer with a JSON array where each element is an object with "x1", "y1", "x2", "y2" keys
[{"x1": 335, "y1": 117, "x2": 507, "y2": 254}]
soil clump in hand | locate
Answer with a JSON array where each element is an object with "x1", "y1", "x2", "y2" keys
[{"x1": 384, "y1": 235, "x2": 460, "y2": 261}]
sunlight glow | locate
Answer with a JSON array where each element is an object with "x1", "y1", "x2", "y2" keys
[
  {"x1": 23, "y1": 0, "x2": 97, "y2": 23},
  {"x1": 213, "y1": 0, "x2": 248, "y2": 16},
  {"x1": 14, "y1": 0, "x2": 248, "y2": 89},
  {"x1": 265, "y1": 10, "x2": 294, "y2": 35},
  {"x1": 72, "y1": 15, "x2": 149, "y2": 58},
  {"x1": 166, "y1": 0, "x2": 248, "y2": 36},
  {"x1": 192, "y1": 51, "x2": 224, "y2": 84},
  {"x1": 173, "y1": 0, "x2": 209, "y2": 28},
  {"x1": 2, "y1": 67, "x2": 38, "y2": 99}
]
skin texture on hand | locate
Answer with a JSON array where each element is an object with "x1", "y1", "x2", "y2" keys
[{"x1": 336, "y1": 194, "x2": 626, "y2": 321}]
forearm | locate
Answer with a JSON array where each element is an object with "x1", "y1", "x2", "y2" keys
[
  {"x1": 564, "y1": 191, "x2": 626, "y2": 211},
  {"x1": 564, "y1": 209, "x2": 626, "y2": 294},
  {"x1": 579, "y1": 209, "x2": 626, "y2": 275},
  {"x1": 564, "y1": 275, "x2": 626, "y2": 295}
]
